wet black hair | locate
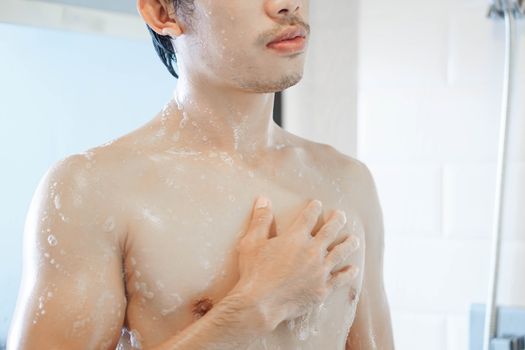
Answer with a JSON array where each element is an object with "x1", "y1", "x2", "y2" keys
[{"x1": 146, "y1": 0, "x2": 195, "y2": 79}]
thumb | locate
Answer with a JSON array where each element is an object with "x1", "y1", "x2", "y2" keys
[{"x1": 244, "y1": 196, "x2": 274, "y2": 244}]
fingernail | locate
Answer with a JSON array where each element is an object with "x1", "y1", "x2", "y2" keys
[
  {"x1": 256, "y1": 196, "x2": 269, "y2": 209},
  {"x1": 312, "y1": 200, "x2": 322, "y2": 210}
]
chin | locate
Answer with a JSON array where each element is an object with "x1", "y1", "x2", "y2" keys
[{"x1": 236, "y1": 71, "x2": 304, "y2": 93}]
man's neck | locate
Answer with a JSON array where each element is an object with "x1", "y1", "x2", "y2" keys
[{"x1": 166, "y1": 75, "x2": 285, "y2": 158}]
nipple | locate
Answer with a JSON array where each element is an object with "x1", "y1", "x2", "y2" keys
[{"x1": 192, "y1": 297, "x2": 214, "y2": 319}]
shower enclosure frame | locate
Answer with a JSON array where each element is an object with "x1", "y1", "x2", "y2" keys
[{"x1": 482, "y1": 1, "x2": 524, "y2": 350}]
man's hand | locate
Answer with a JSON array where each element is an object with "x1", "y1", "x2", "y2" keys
[{"x1": 233, "y1": 196, "x2": 361, "y2": 331}]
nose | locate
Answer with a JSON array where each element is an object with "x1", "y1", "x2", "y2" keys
[{"x1": 265, "y1": 0, "x2": 302, "y2": 20}]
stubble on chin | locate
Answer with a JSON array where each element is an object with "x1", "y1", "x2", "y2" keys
[{"x1": 236, "y1": 72, "x2": 303, "y2": 93}]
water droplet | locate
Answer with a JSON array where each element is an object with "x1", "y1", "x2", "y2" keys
[
  {"x1": 155, "y1": 128, "x2": 166, "y2": 139},
  {"x1": 103, "y1": 216, "x2": 116, "y2": 233},
  {"x1": 73, "y1": 194, "x2": 83, "y2": 207},
  {"x1": 54, "y1": 195, "x2": 61, "y2": 210},
  {"x1": 201, "y1": 260, "x2": 211, "y2": 270},
  {"x1": 129, "y1": 329, "x2": 143, "y2": 349},
  {"x1": 219, "y1": 152, "x2": 234, "y2": 166},
  {"x1": 174, "y1": 96, "x2": 183, "y2": 111},
  {"x1": 179, "y1": 112, "x2": 189, "y2": 128},
  {"x1": 142, "y1": 208, "x2": 162, "y2": 225},
  {"x1": 59, "y1": 212, "x2": 69, "y2": 222},
  {"x1": 161, "y1": 293, "x2": 183, "y2": 316},
  {"x1": 47, "y1": 235, "x2": 58, "y2": 246},
  {"x1": 172, "y1": 130, "x2": 181, "y2": 142}
]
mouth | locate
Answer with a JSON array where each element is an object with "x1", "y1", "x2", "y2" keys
[
  {"x1": 266, "y1": 26, "x2": 308, "y2": 54},
  {"x1": 266, "y1": 36, "x2": 306, "y2": 54}
]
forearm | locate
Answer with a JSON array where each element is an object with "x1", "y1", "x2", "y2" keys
[{"x1": 151, "y1": 287, "x2": 271, "y2": 350}]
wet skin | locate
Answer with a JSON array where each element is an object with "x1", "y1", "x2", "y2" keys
[
  {"x1": 8, "y1": 100, "x2": 378, "y2": 349},
  {"x1": 113, "y1": 104, "x2": 367, "y2": 348},
  {"x1": 8, "y1": 0, "x2": 395, "y2": 346}
]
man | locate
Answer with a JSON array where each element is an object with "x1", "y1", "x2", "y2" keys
[{"x1": 8, "y1": 0, "x2": 395, "y2": 348}]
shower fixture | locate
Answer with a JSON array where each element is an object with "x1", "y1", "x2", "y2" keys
[
  {"x1": 481, "y1": 1, "x2": 524, "y2": 350},
  {"x1": 488, "y1": 0, "x2": 525, "y2": 18}
]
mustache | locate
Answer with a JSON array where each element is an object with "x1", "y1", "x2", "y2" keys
[{"x1": 257, "y1": 16, "x2": 310, "y2": 46}]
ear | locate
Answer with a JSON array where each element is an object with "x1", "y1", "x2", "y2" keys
[{"x1": 137, "y1": 0, "x2": 183, "y2": 37}]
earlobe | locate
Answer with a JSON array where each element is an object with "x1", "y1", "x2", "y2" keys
[{"x1": 162, "y1": 26, "x2": 182, "y2": 37}]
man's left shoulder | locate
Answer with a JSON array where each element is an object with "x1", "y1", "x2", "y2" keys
[{"x1": 307, "y1": 141, "x2": 372, "y2": 182}]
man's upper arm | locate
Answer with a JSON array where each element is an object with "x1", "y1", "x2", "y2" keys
[
  {"x1": 346, "y1": 161, "x2": 395, "y2": 350},
  {"x1": 8, "y1": 154, "x2": 127, "y2": 349}
]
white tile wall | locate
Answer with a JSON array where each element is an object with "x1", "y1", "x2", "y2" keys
[
  {"x1": 390, "y1": 312, "x2": 447, "y2": 350},
  {"x1": 383, "y1": 236, "x2": 491, "y2": 313},
  {"x1": 447, "y1": 313, "x2": 470, "y2": 350},
  {"x1": 367, "y1": 162, "x2": 442, "y2": 236},
  {"x1": 285, "y1": 0, "x2": 358, "y2": 156},
  {"x1": 358, "y1": 0, "x2": 450, "y2": 89},
  {"x1": 358, "y1": 0, "x2": 525, "y2": 349}
]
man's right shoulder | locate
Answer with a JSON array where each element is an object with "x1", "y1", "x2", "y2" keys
[{"x1": 42, "y1": 141, "x2": 135, "y2": 203}]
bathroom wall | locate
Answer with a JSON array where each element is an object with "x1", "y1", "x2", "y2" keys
[
  {"x1": 357, "y1": 0, "x2": 525, "y2": 349},
  {"x1": 0, "y1": 22, "x2": 176, "y2": 343},
  {"x1": 284, "y1": 0, "x2": 358, "y2": 157}
]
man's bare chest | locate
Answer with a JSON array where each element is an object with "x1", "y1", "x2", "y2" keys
[{"x1": 118, "y1": 155, "x2": 364, "y2": 347}]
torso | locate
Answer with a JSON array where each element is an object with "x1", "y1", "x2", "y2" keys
[{"x1": 89, "y1": 116, "x2": 366, "y2": 349}]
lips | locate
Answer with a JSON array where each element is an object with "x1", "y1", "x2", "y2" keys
[
  {"x1": 267, "y1": 36, "x2": 306, "y2": 54},
  {"x1": 267, "y1": 26, "x2": 307, "y2": 46}
]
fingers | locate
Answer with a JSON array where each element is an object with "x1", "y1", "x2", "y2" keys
[
  {"x1": 242, "y1": 196, "x2": 274, "y2": 246},
  {"x1": 287, "y1": 199, "x2": 323, "y2": 237},
  {"x1": 327, "y1": 264, "x2": 360, "y2": 291},
  {"x1": 313, "y1": 209, "x2": 347, "y2": 250},
  {"x1": 324, "y1": 235, "x2": 360, "y2": 271}
]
